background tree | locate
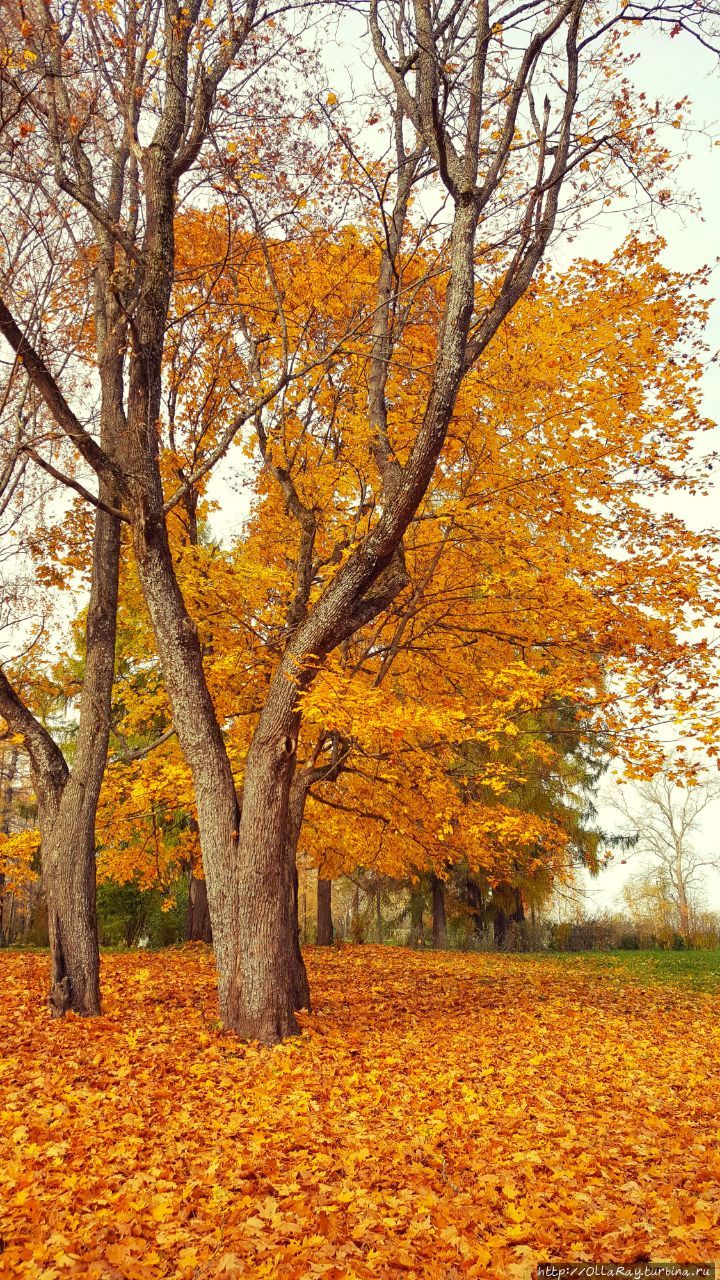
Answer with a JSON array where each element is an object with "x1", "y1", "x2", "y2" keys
[{"x1": 613, "y1": 770, "x2": 720, "y2": 941}]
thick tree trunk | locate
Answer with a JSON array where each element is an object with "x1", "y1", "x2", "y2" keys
[
  {"x1": 431, "y1": 874, "x2": 447, "y2": 949},
  {"x1": 185, "y1": 874, "x2": 212, "y2": 943},
  {"x1": 45, "y1": 806, "x2": 102, "y2": 1016},
  {"x1": 317, "y1": 877, "x2": 333, "y2": 945},
  {"x1": 222, "y1": 731, "x2": 304, "y2": 1041}
]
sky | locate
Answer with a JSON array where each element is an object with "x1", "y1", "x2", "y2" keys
[{"x1": 576, "y1": 28, "x2": 720, "y2": 914}]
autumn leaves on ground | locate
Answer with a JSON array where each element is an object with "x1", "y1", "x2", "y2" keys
[{"x1": 2, "y1": 947, "x2": 719, "y2": 1280}]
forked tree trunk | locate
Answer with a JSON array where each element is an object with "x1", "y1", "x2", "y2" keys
[{"x1": 431, "y1": 874, "x2": 447, "y2": 949}]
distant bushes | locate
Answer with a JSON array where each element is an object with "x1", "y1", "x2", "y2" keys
[{"x1": 546, "y1": 914, "x2": 720, "y2": 953}]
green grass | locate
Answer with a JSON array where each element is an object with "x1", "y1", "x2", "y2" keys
[{"x1": 535, "y1": 947, "x2": 720, "y2": 993}]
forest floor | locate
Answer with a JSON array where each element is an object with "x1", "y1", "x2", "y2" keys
[{"x1": 1, "y1": 945, "x2": 719, "y2": 1279}]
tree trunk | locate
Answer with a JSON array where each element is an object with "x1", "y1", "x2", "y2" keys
[
  {"x1": 44, "y1": 801, "x2": 102, "y2": 1016},
  {"x1": 222, "y1": 730, "x2": 305, "y2": 1041},
  {"x1": 185, "y1": 874, "x2": 212, "y2": 943},
  {"x1": 431, "y1": 873, "x2": 447, "y2": 949},
  {"x1": 376, "y1": 885, "x2": 383, "y2": 943},
  {"x1": 464, "y1": 876, "x2": 486, "y2": 939},
  {"x1": 45, "y1": 498, "x2": 120, "y2": 1015},
  {"x1": 317, "y1": 876, "x2": 333, "y2": 945},
  {"x1": 0, "y1": 494, "x2": 120, "y2": 1017},
  {"x1": 409, "y1": 881, "x2": 425, "y2": 948},
  {"x1": 676, "y1": 854, "x2": 691, "y2": 940}
]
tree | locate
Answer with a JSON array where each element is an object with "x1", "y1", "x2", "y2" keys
[
  {"x1": 613, "y1": 770, "x2": 720, "y2": 940},
  {"x1": 0, "y1": 432, "x2": 120, "y2": 1012},
  {"x1": 1, "y1": 0, "x2": 718, "y2": 1040}
]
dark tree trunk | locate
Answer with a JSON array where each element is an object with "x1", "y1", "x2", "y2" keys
[
  {"x1": 375, "y1": 885, "x2": 383, "y2": 943},
  {"x1": 409, "y1": 881, "x2": 425, "y2": 948},
  {"x1": 463, "y1": 877, "x2": 486, "y2": 939},
  {"x1": 185, "y1": 874, "x2": 212, "y2": 943},
  {"x1": 493, "y1": 887, "x2": 525, "y2": 951},
  {"x1": 317, "y1": 877, "x2": 334, "y2": 945},
  {"x1": 493, "y1": 910, "x2": 509, "y2": 949},
  {"x1": 431, "y1": 874, "x2": 447, "y2": 949}
]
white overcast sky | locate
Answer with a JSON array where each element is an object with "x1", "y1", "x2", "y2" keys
[{"x1": 574, "y1": 30, "x2": 720, "y2": 912}]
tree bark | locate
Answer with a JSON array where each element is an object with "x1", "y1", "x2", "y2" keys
[
  {"x1": 317, "y1": 876, "x2": 333, "y2": 945},
  {"x1": 185, "y1": 874, "x2": 212, "y2": 942},
  {"x1": 431, "y1": 874, "x2": 447, "y2": 949}
]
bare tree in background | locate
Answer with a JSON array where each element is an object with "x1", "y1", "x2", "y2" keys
[{"x1": 614, "y1": 772, "x2": 720, "y2": 939}]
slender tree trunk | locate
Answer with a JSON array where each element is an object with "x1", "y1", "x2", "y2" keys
[
  {"x1": 45, "y1": 499, "x2": 120, "y2": 1015},
  {"x1": 0, "y1": 494, "x2": 120, "y2": 1016},
  {"x1": 409, "y1": 881, "x2": 425, "y2": 948},
  {"x1": 676, "y1": 853, "x2": 691, "y2": 940},
  {"x1": 185, "y1": 874, "x2": 212, "y2": 942},
  {"x1": 376, "y1": 885, "x2": 383, "y2": 943},
  {"x1": 431, "y1": 874, "x2": 447, "y2": 949},
  {"x1": 317, "y1": 877, "x2": 333, "y2": 945},
  {"x1": 353, "y1": 882, "x2": 361, "y2": 941}
]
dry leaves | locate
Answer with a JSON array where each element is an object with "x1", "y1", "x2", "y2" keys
[{"x1": 2, "y1": 946, "x2": 719, "y2": 1279}]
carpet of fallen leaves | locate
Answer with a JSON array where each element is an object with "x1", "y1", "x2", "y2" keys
[{"x1": 2, "y1": 946, "x2": 720, "y2": 1280}]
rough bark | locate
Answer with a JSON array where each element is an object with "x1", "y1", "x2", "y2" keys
[
  {"x1": 185, "y1": 875, "x2": 213, "y2": 943},
  {"x1": 317, "y1": 877, "x2": 334, "y2": 945},
  {"x1": 431, "y1": 874, "x2": 447, "y2": 949}
]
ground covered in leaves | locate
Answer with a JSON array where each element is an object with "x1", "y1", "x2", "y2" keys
[{"x1": 1, "y1": 947, "x2": 719, "y2": 1279}]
